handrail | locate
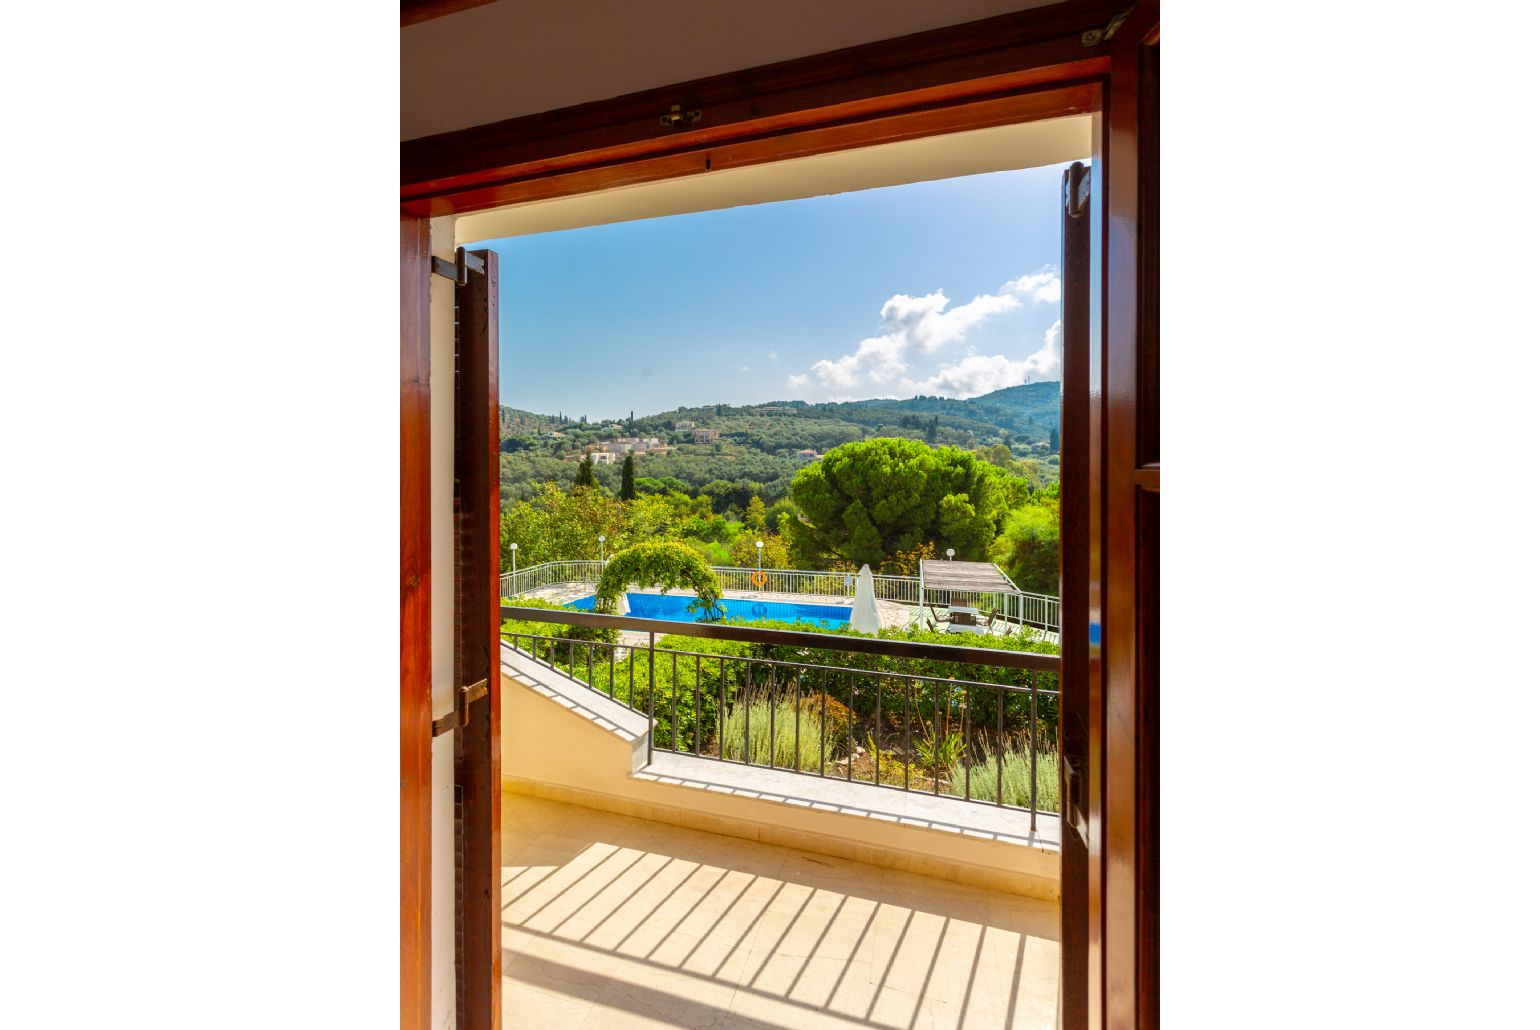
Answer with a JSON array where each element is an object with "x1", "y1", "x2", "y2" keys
[{"x1": 500, "y1": 604, "x2": 1060, "y2": 673}]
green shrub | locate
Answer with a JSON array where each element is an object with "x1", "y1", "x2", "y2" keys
[
  {"x1": 720, "y1": 694, "x2": 838, "y2": 772},
  {"x1": 946, "y1": 744, "x2": 1059, "y2": 812},
  {"x1": 660, "y1": 617, "x2": 1059, "y2": 742},
  {"x1": 500, "y1": 595, "x2": 617, "y2": 646},
  {"x1": 914, "y1": 725, "x2": 966, "y2": 773}
]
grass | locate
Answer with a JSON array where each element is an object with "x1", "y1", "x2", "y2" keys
[
  {"x1": 720, "y1": 693, "x2": 838, "y2": 772},
  {"x1": 945, "y1": 744, "x2": 1059, "y2": 812}
]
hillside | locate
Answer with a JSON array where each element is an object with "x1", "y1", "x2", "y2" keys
[{"x1": 498, "y1": 384, "x2": 1061, "y2": 505}]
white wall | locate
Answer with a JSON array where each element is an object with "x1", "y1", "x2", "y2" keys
[{"x1": 402, "y1": 0, "x2": 1057, "y2": 140}]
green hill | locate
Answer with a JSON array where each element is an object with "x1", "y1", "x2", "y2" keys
[{"x1": 497, "y1": 384, "x2": 1061, "y2": 504}]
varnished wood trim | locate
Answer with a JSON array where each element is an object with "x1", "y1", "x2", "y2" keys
[
  {"x1": 1101, "y1": 4, "x2": 1160, "y2": 1028},
  {"x1": 402, "y1": 0, "x2": 497, "y2": 29},
  {"x1": 402, "y1": 0, "x2": 1126, "y2": 210},
  {"x1": 400, "y1": 211, "x2": 432, "y2": 1030},
  {"x1": 409, "y1": 81, "x2": 1098, "y2": 216},
  {"x1": 1131, "y1": 466, "x2": 1160, "y2": 492}
]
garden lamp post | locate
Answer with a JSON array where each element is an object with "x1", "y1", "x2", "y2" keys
[
  {"x1": 946, "y1": 548, "x2": 955, "y2": 561},
  {"x1": 756, "y1": 540, "x2": 764, "y2": 570},
  {"x1": 598, "y1": 534, "x2": 606, "y2": 564},
  {"x1": 509, "y1": 542, "x2": 518, "y2": 585}
]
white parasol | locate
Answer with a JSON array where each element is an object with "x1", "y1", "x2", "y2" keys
[{"x1": 850, "y1": 564, "x2": 882, "y2": 634}]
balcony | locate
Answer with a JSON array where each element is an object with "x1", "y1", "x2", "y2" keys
[
  {"x1": 499, "y1": 605, "x2": 1062, "y2": 1027},
  {"x1": 501, "y1": 792, "x2": 1059, "y2": 1029}
]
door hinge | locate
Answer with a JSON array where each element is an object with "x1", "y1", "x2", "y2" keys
[
  {"x1": 1062, "y1": 754, "x2": 1091, "y2": 845},
  {"x1": 430, "y1": 248, "x2": 486, "y2": 286},
  {"x1": 1065, "y1": 162, "x2": 1092, "y2": 218},
  {"x1": 1081, "y1": 4, "x2": 1135, "y2": 46},
  {"x1": 659, "y1": 103, "x2": 701, "y2": 128},
  {"x1": 432, "y1": 677, "x2": 489, "y2": 736}
]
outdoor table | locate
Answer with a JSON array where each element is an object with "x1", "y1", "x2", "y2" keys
[{"x1": 947, "y1": 605, "x2": 981, "y2": 631}]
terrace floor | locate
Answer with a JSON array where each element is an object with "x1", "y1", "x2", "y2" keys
[{"x1": 501, "y1": 792, "x2": 1061, "y2": 1029}]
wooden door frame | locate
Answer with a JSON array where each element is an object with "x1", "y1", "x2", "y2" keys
[
  {"x1": 400, "y1": 2, "x2": 1158, "y2": 1026},
  {"x1": 401, "y1": 211, "x2": 433, "y2": 1030}
]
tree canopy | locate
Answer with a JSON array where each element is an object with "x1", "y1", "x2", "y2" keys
[
  {"x1": 990, "y1": 498, "x2": 1059, "y2": 595},
  {"x1": 573, "y1": 453, "x2": 598, "y2": 489},
  {"x1": 787, "y1": 439, "x2": 1007, "y2": 569}
]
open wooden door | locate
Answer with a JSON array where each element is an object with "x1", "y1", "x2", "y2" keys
[
  {"x1": 452, "y1": 247, "x2": 502, "y2": 1030},
  {"x1": 1058, "y1": 159, "x2": 1093, "y2": 1030}
]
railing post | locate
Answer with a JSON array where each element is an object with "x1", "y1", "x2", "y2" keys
[{"x1": 646, "y1": 630, "x2": 656, "y2": 765}]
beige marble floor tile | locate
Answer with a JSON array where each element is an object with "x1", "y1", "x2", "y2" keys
[
  {"x1": 499, "y1": 791, "x2": 1059, "y2": 1030},
  {"x1": 582, "y1": 979, "x2": 742, "y2": 1030},
  {"x1": 502, "y1": 979, "x2": 595, "y2": 1030}
]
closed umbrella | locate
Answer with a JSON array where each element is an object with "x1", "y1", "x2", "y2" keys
[{"x1": 850, "y1": 564, "x2": 882, "y2": 634}]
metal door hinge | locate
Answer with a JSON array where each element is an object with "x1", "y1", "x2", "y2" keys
[
  {"x1": 430, "y1": 248, "x2": 487, "y2": 286},
  {"x1": 432, "y1": 677, "x2": 489, "y2": 736},
  {"x1": 1081, "y1": 4, "x2": 1134, "y2": 46},
  {"x1": 1062, "y1": 754, "x2": 1091, "y2": 845},
  {"x1": 1065, "y1": 162, "x2": 1091, "y2": 218},
  {"x1": 660, "y1": 103, "x2": 701, "y2": 128}
]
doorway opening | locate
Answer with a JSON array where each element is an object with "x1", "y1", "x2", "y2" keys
[{"x1": 462, "y1": 115, "x2": 1090, "y2": 1028}]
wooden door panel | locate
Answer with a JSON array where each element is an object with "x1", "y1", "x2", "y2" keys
[{"x1": 453, "y1": 249, "x2": 502, "y2": 1030}]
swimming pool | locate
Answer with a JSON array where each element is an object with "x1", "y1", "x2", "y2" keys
[{"x1": 566, "y1": 592, "x2": 853, "y2": 630}]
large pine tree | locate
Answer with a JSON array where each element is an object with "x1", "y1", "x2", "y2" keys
[{"x1": 620, "y1": 454, "x2": 637, "y2": 500}]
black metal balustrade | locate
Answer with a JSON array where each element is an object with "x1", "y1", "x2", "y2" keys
[{"x1": 502, "y1": 605, "x2": 1061, "y2": 833}]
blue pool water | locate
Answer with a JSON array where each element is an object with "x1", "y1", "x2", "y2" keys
[{"x1": 566, "y1": 592, "x2": 852, "y2": 629}]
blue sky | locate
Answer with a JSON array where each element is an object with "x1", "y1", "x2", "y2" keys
[{"x1": 470, "y1": 161, "x2": 1072, "y2": 421}]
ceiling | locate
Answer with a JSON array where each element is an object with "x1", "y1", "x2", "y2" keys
[{"x1": 402, "y1": 0, "x2": 1059, "y2": 141}]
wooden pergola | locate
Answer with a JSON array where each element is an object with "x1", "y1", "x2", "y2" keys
[{"x1": 918, "y1": 560, "x2": 1017, "y2": 597}]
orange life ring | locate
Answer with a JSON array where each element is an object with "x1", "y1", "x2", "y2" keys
[{"x1": 750, "y1": 570, "x2": 768, "y2": 588}]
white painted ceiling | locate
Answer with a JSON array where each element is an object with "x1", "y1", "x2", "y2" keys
[{"x1": 402, "y1": 0, "x2": 1059, "y2": 141}]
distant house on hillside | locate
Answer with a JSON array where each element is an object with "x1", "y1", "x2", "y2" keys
[
  {"x1": 692, "y1": 428, "x2": 720, "y2": 443},
  {"x1": 676, "y1": 420, "x2": 696, "y2": 431},
  {"x1": 589, "y1": 451, "x2": 619, "y2": 465},
  {"x1": 598, "y1": 436, "x2": 662, "y2": 454},
  {"x1": 795, "y1": 448, "x2": 821, "y2": 464}
]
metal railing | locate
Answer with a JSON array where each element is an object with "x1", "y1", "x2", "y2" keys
[
  {"x1": 709, "y1": 565, "x2": 922, "y2": 603},
  {"x1": 500, "y1": 560, "x2": 605, "y2": 599},
  {"x1": 501, "y1": 605, "x2": 1061, "y2": 832},
  {"x1": 503, "y1": 559, "x2": 1060, "y2": 633}
]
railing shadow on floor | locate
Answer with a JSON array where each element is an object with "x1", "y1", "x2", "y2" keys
[{"x1": 499, "y1": 793, "x2": 1059, "y2": 1029}]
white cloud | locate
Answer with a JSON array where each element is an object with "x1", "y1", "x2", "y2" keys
[
  {"x1": 905, "y1": 320, "x2": 1061, "y2": 398},
  {"x1": 1002, "y1": 269, "x2": 1062, "y2": 304},
  {"x1": 768, "y1": 350, "x2": 779, "y2": 361},
  {"x1": 790, "y1": 268, "x2": 1060, "y2": 397}
]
